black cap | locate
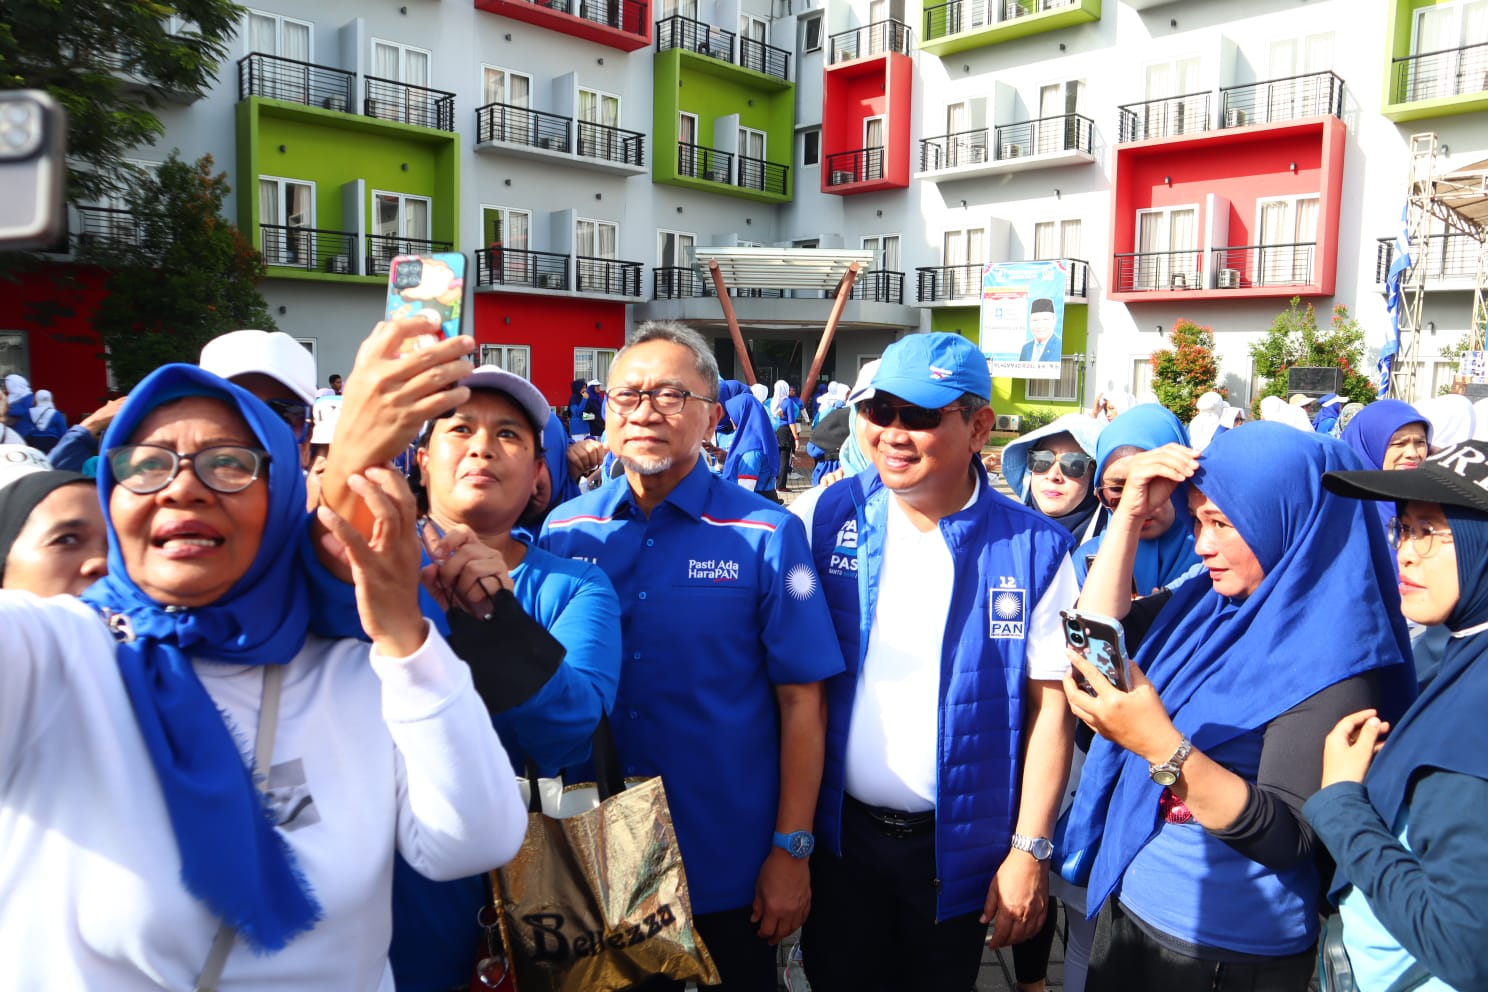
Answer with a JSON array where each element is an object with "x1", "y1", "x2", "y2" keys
[
  {"x1": 1031, "y1": 297, "x2": 1055, "y2": 315},
  {"x1": 1323, "y1": 439, "x2": 1488, "y2": 516}
]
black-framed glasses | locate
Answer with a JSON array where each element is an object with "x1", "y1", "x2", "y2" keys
[
  {"x1": 107, "y1": 444, "x2": 271, "y2": 495},
  {"x1": 1097, "y1": 480, "x2": 1126, "y2": 509},
  {"x1": 1029, "y1": 450, "x2": 1094, "y2": 480},
  {"x1": 264, "y1": 398, "x2": 311, "y2": 444},
  {"x1": 608, "y1": 386, "x2": 715, "y2": 417},
  {"x1": 860, "y1": 396, "x2": 968, "y2": 431},
  {"x1": 1387, "y1": 517, "x2": 1455, "y2": 558}
]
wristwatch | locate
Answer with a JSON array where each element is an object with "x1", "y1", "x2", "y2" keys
[
  {"x1": 1149, "y1": 737, "x2": 1194, "y2": 787},
  {"x1": 1010, "y1": 833, "x2": 1054, "y2": 862},
  {"x1": 773, "y1": 830, "x2": 815, "y2": 859}
]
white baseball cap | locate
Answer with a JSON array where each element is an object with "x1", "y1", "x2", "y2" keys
[
  {"x1": 199, "y1": 329, "x2": 317, "y2": 407},
  {"x1": 586, "y1": 379, "x2": 602, "y2": 389},
  {"x1": 0, "y1": 444, "x2": 52, "y2": 489},
  {"x1": 461, "y1": 366, "x2": 552, "y2": 436},
  {"x1": 310, "y1": 394, "x2": 342, "y2": 446}
]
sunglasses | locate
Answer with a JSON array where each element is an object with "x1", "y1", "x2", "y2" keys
[
  {"x1": 264, "y1": 398, "x2": 312, "y2": 444},
  {"x1": 1028, "y1": 450, "x2": 1093, "y2": 479},
  {"x1": 860, "y1": 396, "x2": 968, "y2": 431}
]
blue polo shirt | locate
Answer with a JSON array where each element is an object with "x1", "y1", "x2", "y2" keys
[{"x1": 539, "y1": 457, "x2": 844, "y2": 914}]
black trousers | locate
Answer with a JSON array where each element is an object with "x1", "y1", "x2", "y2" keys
[
  {"x1": 801, "y1": 798, "x2": 989, "y2": 992},
  {"x1": 776, "y1": 444, "x2": 793, "y2": 490},
  {"x1": 626, "y1": 905, "x2": 777, "y2": 992},
  {"x1": 1088, "y1": 899, "x2": 1315, "y2": 992}
]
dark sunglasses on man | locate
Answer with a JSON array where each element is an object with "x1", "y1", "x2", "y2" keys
[
  {"x1": 1027, "y1": 450, "x2": 1094, "y2": 480},
  {"x1": 859, "y1": 395, "x2": 970, "y2": 432},
  {"x1": 264, "y1": 398, "x2": 312, "y2": 444}
]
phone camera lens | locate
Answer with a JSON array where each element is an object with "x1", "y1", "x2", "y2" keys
[{"x1": 1069, "y1": 632, "x2": 1086, "y2": 646}]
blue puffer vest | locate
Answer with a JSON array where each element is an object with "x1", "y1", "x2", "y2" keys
[{"x1": 810, "y1": 463, "x2": 1073, "y2": 919}]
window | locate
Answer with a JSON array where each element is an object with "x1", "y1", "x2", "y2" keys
[
  {"x1": 738, "y1": 127, "x2": 768, "y2": 189},
  {"x1": 370, "y1": 39, "x2": 433, "y2": 125},
  {"x1": 802, "y1": 13, "x2": 822, "y2": 52},
  {"x1": 1410, "y1": 1, "x2": 1488, "y2": 100},
  {"x1": 657, "y1": 230, "x2": 696, "y2": 295},
  {"x1": 0, "y1": 331, "x2": 28, "y2": 382},
  {"x1": 245, "y1": 10, "x2": 312, "y2": 101},
  {"x1": 1264, "y1": 33, "x2": 1334, "y2": 120},
  {"x1": 483, "y1": 67, "x2": 534, "y2": 144},
  {"x1": 482, "y1": 205, "x2": 532, "y2": 282},
  {"x1": 740, "y1": 14, "x2": 767, "y2": 42},
  {"x1": 1131, "y1": 357, "x2": 1154, "y2": 401},
  {"x1": 369, "y1": 191, "x2": 432, "y2": 273},
  {"x1": 1025, "y1": 357, "x2": 1080, "y2": 402},
  {"x1": 1134, "y1": 205, "x2": 1199, "y2": 290},
  {"x1": 295, "y1": 338, "x2": 318, "y2": 380},
  {"x1": 258, "y1": 177, "x2": 315, "y2": 267},
  {"x1": 801, "y1": 128, "x2": 820, "y2": 167},
  {"x1": 481, "y1": 345, "x2": 532, "y2": 380},
  {"x1": 861, "y1": 234, "x2": 901, "y2": 271},
  {"x1": 373, "y1": 39, "x2": 431, "y2": 85},
  {"x1": 1034, "y1": 219, "x2": 1081, "y2": 260},
  {"x1": 1254, "y1": 194, "x2": 1320, "y2": 285},
  {"x1": 943, "y1": 227, "x2": 985, "y2": 297},
  {"x1": 658, "y1": 0, "x2": 698, "y2": 19},
  {"x1": 577, "y1": 218, "x2": 618, "y2": 259},
  {"x1": 864, "y1": 116, "x2": 885, "y2": 180},
  {"x1": 1139, "y1": 56, "x2": 1202, "y2": 139},
  {"x1": 679, "y1": 112, "x2": 700, "y2": 178},
  {"x1": 574, "y1": 347, "x2": 617, "y2": 385},
  {"x1": 1037, "y1": 79, "x2": 1085, "y2": 153},
  {"x1": 579, "y1": 87, "x2": 622, "y2": 158}
]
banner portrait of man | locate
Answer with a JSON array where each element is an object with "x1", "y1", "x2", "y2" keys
[{"x1": 980, "y1": 261, "x2": 1067, "y2": 380}]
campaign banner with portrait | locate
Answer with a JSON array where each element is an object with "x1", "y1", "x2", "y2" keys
[{"x1": 979, "y1": 260, "x2": 1068, "y2": 380}]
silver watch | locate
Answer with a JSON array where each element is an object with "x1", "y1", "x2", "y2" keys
[
  {"x1": 1010, "y1": 833, "x2": 1054, "y2": 861},
  {"x1": 1149, "y1": 737, "x2": 1193, "y2": 787}
]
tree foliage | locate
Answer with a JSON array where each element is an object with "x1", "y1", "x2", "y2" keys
[
  {"x1": 1248, "y1": 299, "x2": 1375, "y2": 415},
  {"x1": 0, "y1": 0, "x2": 244, "y2": 205},
  {"x1": 86, "y1": 153, "x2": 275, "y2": 390},
  {"x1": 1150, "y1": 318, "x2": 1222, "y2": 423}
]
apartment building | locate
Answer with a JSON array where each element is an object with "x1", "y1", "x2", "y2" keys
[{"x1": 8, "y1": 0, "x2": 1485, "y2": 419}]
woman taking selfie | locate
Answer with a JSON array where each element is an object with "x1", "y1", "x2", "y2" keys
[
  {"x1": 1058, "y1": 424, "x2": 1414, "y2": 990},
  {"x1": 0, "y1": 364, "x2": 525, "y2": 989},
  {"x1": 1305, "y1": 440, "x2": 1488, "y2": 992}
]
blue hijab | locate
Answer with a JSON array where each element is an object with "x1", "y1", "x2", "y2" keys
[
  {"x1": 82, "y1": 364, "x2": 319, "y2": 950},
  {"x1": 1075, "y1": 404, "x2": 1200, "y2": 594},
  {"x1": 720, "y1": 379, "x2": 779, "y2": 488},
  {"x1": 1342, "y1": 400, "x2": 1431, "y2": 529},
  {"x1": 1059, "y1": 424, "x2": 1415, "y2": 912}
]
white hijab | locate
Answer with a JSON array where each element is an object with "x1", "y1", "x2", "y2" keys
[
  {"x1": 770, "y1": 379, "x2": 790, "y2": 419},
  {"x1": 1187, "y1": 391, "x2": 1226, "y2": 450},
  {"x1": 1415, "y1": 394, "x2": 1477, "y2": 448},
  {"x1": 27, "y1": 389, "x2": 56, "y2": 430},
  {"x1": 1260, "y1": 394, "x2": 1314, "y2": 431},
  {"x1": 749, "y1": 382, "x2": 769, "y2": 404},
  {"x1": 4, "y1": 374, "x2": 30, "y2": 405}
]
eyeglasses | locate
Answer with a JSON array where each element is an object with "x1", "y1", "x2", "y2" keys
[
  {"x1": 1387, "y1": 517, "x2": 1455, "y2": 558},
  {"x1": 860, "y1": 396, "x2": 970, "y2": 431},
  {"x1": 1028, "y1": 451, "x2": 1093, "y2": 480},
  {"x1": 607, "y1": 387, "x2": 715, "y2": 417},
  {"x1": 1097, "y1": 480, "x2": 1126, "y2": 509},
  {"x1": 107, "y1": 444, "x2": 271, "y2": 495},
  {"x1": 264, "y1": 398, "x2": 311, "y2": 444}
]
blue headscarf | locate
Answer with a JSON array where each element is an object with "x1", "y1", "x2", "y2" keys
[
  {"x1": 1312, "y1": 393, "x2": 1343, "y2": 433},
  {"x1": 81, "y1": 363, "x2": 319, "y2": 950},
  {"x1": 719, "y1": 379, "x2": 779, "y2": 488},
  {"x1": 1342, "y1": 400, "x2": 1431, "y2": 529},
  {"x1": 1074, "y1": 404, "x2": 1201, "y2": 594},
  {"x1": 1059, "y1": 424, "x2": 1414, "y2": 910}
]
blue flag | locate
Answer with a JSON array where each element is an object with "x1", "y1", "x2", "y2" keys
[{"x1": 1380, "y1": 204, "x2": 1412, "y2": 398}]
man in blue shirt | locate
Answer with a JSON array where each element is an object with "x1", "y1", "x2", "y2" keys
[
  {"x1": 541, "y1": 320, "x2": 843, "y2": 990},
  {"x1": 790, "y1": 332, "x2": 1077, "y2": 992}
]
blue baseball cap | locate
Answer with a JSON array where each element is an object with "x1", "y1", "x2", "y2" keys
[{"x1": 854, "y1": 332, "x2": 991, "y2": 408}]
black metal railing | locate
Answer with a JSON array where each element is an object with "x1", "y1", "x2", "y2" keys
[
  {"x1": 828, "y1": 19, "x2": 912, "y2": 62},
  {"x1": 738, "y1": 36, "x2": 791, "y2": 80},
  {"x1": 1392, "y1": 40, "x2": 1488, "y2": 104},
  {"x1": 1117, "y1": 91, "x2": 1211, "y2": 142},
  {"x1": 678, "y1": 143, "x2": 733, "y2": 183},
  {"x1": 919, "y1": 129, "x2": 990, "y2": 170},
  {"x1": 1375, "y1": 232, "x2": 1481, "y2": 284},
  {"x1": 1220, "y1": 70, "x2": 1344, "y2": 127},
  {"x1": 922, "y1": 0, "x2": 1075, "y2": 39},
  {"x1": 654, "y1": 266, "x2": 706, "y2": 299},
  {"x1": 519, "y1": 0, "x2": 573, "y2": 13},
  {"x1": 576, "y1": 0, "x2": 648, "y2": 37},
  {"x1": 237, "y1": 52, "x2": 354, "y2": 111},
  {"x1": 475, "y1": 247, "x2": 572, "y2": 290},
  {"x1": 364, "y1": 76, "x2": 456, "y2": 132},
  {"x1": 1113, "y1": 249, "x2": 1205, "y2": 292},
  {"x1": 365, "y1": 234, "x2": 454, "y2": 275},
  {"x1": 656, "y1": 14, "x2": 735, "y2": 62},
  {"x1": 576, "y1": 256, "x2": 643, "y2": 296},
  {"x1": 577, "y1": 120, "x2": 645, "y2": 166},
  {"x1": 476, "y1": 102, "x2": 572, "y2": 151},
  {"x1": 737, "y1": 156, "x2": 789, "y2": 195},
  {"x1": 73, "y1": 206, "x2": 163, "y2": 256},
  {"x1": 994, "y1": 112, "x2": 1094, "y2": 158},
  {"x1": 848, "y1": 270, "x2": 905, "y2": 303},
  {"x1": 916, "y1": 263, "x2": 985, "y2": 302},
  {"x1": 826, "y1": 147, "x2": 886, "y2": 185},
  {"x1": 1210, "y1": 243, "x2": 1317, "y2": 289},
  {"x1": 1063, "y1": 258, "x2": 1089, "y2": 297},
  {"x1": 260, "y1": 223, "x2": 358, "y2": 273}
]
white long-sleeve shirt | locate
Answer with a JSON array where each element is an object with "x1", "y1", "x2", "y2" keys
[{"x1": 0, "y1": 592, "x2": 527, "y2": 991}]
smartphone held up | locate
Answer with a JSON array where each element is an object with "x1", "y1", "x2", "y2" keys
[
  {"x1": 1061, "y1": 609, "x2": 1132, "y2": 695},
  {"x1": 385, "y1": 252, "x2": 470, "y2": 354}
]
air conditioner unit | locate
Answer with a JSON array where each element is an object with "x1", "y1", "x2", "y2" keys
[
  {"x1": 994, "y1": 414, "x2": 1022, "y2": 432},
  {"x1": 1005, "y1": 2, "x2": 1026, "y2": 17},
  {"x1": 1223, "y1": 107, "x2": 1247, "y2": 128},
  {"x1": 1170, "y1": 272, "x2": 1189, "y2": 290},
  {"x1": 539, "y1": 135, "x2": 563, "y2": 150},
  {"x1": 830, "y1": 170, "x2": 855, "y2": 185},
  {"x1": 537, "y1": 272, "x2": 561, "y2": 289},
  {"x1": 970, "y1": 145, "x2": 988, "y2": 163},
  {"x1": 322, "y1": 94, "x2": 347, "y2": 112},
  {"x1": 1000, "y1": 142, "x2": 1023, "y2": 159},
  {"x1": 326, "y1": 254, "x2": 351, "y2": 274},
  {"x1": 708, "y1": 165, "x2": 731, "y2": 183},
  {"x1": 1218, "y1": 268, "x2": 1241, "y2": 289}
]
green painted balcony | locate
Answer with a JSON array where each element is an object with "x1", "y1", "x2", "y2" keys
[
  {"x1": 1383, "y1": 0, "x2": 1488, "y2": 120},
  {"x1": 919, "y1": 0, "x2": 1100, "y2": 58}
]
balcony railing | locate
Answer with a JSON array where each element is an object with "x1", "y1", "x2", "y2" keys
[
  {"x1": 650, "y1": 266, "x2": 902, "y2": 301},
  {"x1": 475, "y1": 247, "x2": 572, "y2": 291},
  {"x1": 1210, "y1": 243, "x2": 1317, "y2": 289},
  {"x1": 848, "y1": 270, "x2": 905, "y2": 303},
  {"x1": 1113, "y1": 249, "x2": 1205, "y2": 293},
  {"x1": 73, "y1": 206, "x2": 164, "y2": 256},
  {"x1": 237, "y1": 52, "x2": 354, "y2": 111},
  {"x1": 738, "y1": 36, "x2": 791, "y2": 80},
  {"x1": 364, "y1": 76, "x2": 456, "y2": 132},
  {"x1": 260, "y1": 223, "x2": 359, "y2": 273},
  {"x1": 916, "y1": 263, "x2": 985, "y2": 302},
  {"x1": 827, "y1": 19, "x2": 913, "y2": 63},
  {"x1": 1117, "y1": 91, "x2": 1212, "y2": 143},
  {"x1": 737, "y1": 156, "x2": 789, "y2": 195},
  {"x1": 1063, "y1": 258, "x2": 1089, "y2": 297},
  {"x1": 1375, "y1": 232, "x2": 1482, "y2": 284},
  {"x1": 476, "y1": 102, "x2": 572, "y2": 151},
  {"x1": 919, "y1": 129, "x2": 990, "y2": 170},
  {"x1": 1392, "y1": 40, "x2": 1488, "y2": 104},
  {"x1": 1219, "y1": 71, "x2": 1343, "y2": 127},
  {"x1": 995, "y1": 113, "x2": 1094, "y2": 158},
  {"x1": 656, "y1": 14, "x2": 736, "y2": 63},
  {"x1": 654, "y1": 267, "x2": 706, "y2": 299},
  {"x1": 826, "y1": 147, "x2": 886, "y2": 186},
  {"x1": 577, "y1": 120, "x2": 645, "y2": 165},
  {"x1": 922, "y1": 0, "x2": 1077, "y2": 41},
  {"x1": 576, "y1": 256, "x2": 643, "y2": 296},
  {"x1": 365, "y1": 234, "x2": 454, "y2": 276},
  {"x1": 576, "y1": 0, "x2": 649, "y2": 37},
  {"x1": 678, "y1": 143, "x2": 734, "y2": 183}
]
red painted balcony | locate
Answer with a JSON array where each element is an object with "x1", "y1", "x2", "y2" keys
[
  {"x1": 475, "y1": 0, "x2": 651, "y2": 52},
  {"x1": 822, "y1": 19, "x2": 913, "y2": 194}
]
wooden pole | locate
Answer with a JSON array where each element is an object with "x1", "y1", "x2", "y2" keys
[
  {"x1": 804, "y1": 262, "x2": 861, "y2": 395},
  {"x1": 707, "y1": 259, "x2": 757, "y2": 386}
]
